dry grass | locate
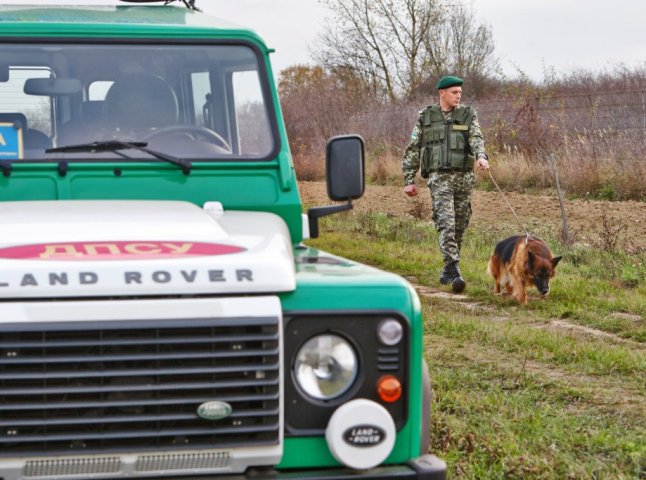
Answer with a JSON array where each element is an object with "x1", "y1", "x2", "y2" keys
[
  {"x1": 297, "y1": 144, "x2": 645, "y2": 203},
  {"x1": 308, "y1": 212, "x2": 646, "y2": 480},
  {"x1": 367, "y1": 151, "x2": 403, "y2": 185},
  {"x1": 484, "y1": 141, "x2": 646, "y2": 201},
  {"x1": 293, "y1": 152, "x2": 325, "y2": 181},
  {"x1": 281, "y1": 68, "x2": 646, "y2": 201},
  {"x1": 294, "y1": 147, "x2": 406, "y2": 185}
]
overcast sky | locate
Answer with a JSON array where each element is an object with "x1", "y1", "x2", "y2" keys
[
  {"x1": 204, "y1": 0, "x2": 646, "y2": 82},
  {"x1": 8, "y1": 0, "x2": 646, "y2": 82}
]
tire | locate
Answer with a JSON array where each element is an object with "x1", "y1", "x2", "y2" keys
[{"x1": 420, "y1": 360, "x2": 432, "y2": 455}]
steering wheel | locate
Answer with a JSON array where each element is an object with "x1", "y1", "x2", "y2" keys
[{"x1": 144, "y1": 125, "x2": 231, "y2": 152}]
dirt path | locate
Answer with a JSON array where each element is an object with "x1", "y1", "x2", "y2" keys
[
  {"x1": 299, "y1": 181, "x2": 646, "y2": 250},
  {"x1": 413, "y1": 282, "x2": 645, "y2": 418}
]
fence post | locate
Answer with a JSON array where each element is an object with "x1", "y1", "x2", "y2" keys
[{"x1": 548, "y1": 152, "x2": 571, "y2": 245}]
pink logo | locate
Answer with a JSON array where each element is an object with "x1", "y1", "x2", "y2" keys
[{"x1": 0, "y1": 241, "x2": 245, "y2": 261}]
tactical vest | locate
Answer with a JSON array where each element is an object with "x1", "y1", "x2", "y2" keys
[{"x1": 420, "y1": 104, "x2": 475, "y2": 178}]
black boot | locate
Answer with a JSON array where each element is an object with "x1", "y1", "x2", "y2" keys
[
  {"x1": 439, "y1": 264, "x2": 452, "y2": 285},
  {"x1": 450, "y1": 263, "x2": 466, "y2": 293},
  {"x1": 440, "y1": 261, "x2": 466, "y2": 293}
]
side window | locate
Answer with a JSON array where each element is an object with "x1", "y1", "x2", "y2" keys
[
  {"x1": 232, "y1": 71, "x2": 271, "y2": 156},
  {"x1": 188, "y1": 70, "x2": 272, "y2": 157},
  {"x1": 0, "y1": 67, "x2": 52, "y2": 136},
  {"x1": 89, "y1": 81, "x2": 113, "y2": 101}
]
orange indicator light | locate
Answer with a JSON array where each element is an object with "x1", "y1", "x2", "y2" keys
[{"x1": 377, "y1": 375, "x2": 402, "y2": 403}]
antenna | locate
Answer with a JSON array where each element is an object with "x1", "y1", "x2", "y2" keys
[
  {"x1": 118, "y1": 0, "x2": 201, "y2": 11},
  {"x1": 177, "y1": 0, "x2": 200, "y2": 10}
]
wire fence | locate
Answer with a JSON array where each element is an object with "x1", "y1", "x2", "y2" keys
[
  {"x1": 316, "y1": 88, "x2": 645, "y2": 200},
  {"x1": 474, "y1": 89, "x2": 646, "y2": 135},
  {"x1": 346, "y1": 88, "x2": 646, "y2": 157}
]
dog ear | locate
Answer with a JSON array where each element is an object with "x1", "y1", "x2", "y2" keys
[
  {"x1": 527, "y1": 251, "x2": 535, "y2": 268},
  {"x1": 551, "y1": 255, "x2": 563, "y2": 267}
]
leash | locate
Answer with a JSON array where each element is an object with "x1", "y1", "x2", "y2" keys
[{"x1": 487, "y1": 170, "x2": 532, "y2": 242}]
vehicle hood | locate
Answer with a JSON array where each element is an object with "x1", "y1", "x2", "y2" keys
[{"x1": 0, "y1": 200, "x2": 295, "y2": 298}]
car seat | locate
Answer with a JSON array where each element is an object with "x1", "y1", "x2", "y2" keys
[
  {"x1": 103, "y1": 73, "x2": 179, "y2": 136},
  {"x1": 0, "y1": 112, "x2": 51, "y2": 153},
  {"x1": 56, "y1": 101, "x2": 105, "y2": 146}
]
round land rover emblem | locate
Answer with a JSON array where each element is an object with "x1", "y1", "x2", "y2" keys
[
  {"x1": 342, "y1": 425, "x2": 386, "y2": 447},
  {"x1": 197, "y1": 401, "x2": 232, "y2": 421}
]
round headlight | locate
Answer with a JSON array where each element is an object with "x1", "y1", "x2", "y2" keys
[{"x1": 294, "y1": 334, "x2": 358, "y2": 400}]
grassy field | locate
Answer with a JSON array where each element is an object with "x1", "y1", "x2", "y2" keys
[{"x1": 306, "y1": 210, "x2": 645, "y2": 479}]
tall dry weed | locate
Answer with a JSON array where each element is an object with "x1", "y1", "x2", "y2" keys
[
  {"x1": 559, "y1": 130, "x2": 645, "y2": 200},
  {"x1": 596, "y1": 205, "x2": 630, "y2": 252},
  {"x1": 279, "y1": 66, "x2": 646, "y2": 200},
  {"x1": 368, "y1": 152, "x2": 403, "y2": 185},
  {"x1": 294, "y1": 153, "x2": 325, "y2": 181},
  {"x1": 407, "y1": 196, "x2": 430, "y2": 220},
  {"x1": 486, "y1": 150, "x2": 549, "y2": 192}
]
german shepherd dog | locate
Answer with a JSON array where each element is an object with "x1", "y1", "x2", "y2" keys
[{"x1": 487, "y1": 235, "x2": 562, "y2": 304}]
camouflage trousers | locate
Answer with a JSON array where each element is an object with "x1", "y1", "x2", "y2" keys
[{"x1": 428, "y1": 171, "x2": 475, "y2": 266}]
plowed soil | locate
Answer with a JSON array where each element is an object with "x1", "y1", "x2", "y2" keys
[{"x1": 299, "y1": 181, "x2": 646, "y2": 251}]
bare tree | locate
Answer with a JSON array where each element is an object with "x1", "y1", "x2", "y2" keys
[
  {"x1": 427, "y1": 2, "x2": 498, "y2": 88},
  {"x1": 316, "y1": 0, "x2": 498, "y2": 100},
  {"x1": 279, "y1": 65, "x2": 374, "y2": 153},
  {"x1": 316, "y1": 0, "x2": 442, "y2": 100}
]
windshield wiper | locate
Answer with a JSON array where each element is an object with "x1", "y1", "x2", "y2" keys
[{"x1": 46, "y1": 140, "x2": 192, "y2": 175}]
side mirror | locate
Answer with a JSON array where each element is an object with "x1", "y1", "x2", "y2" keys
[
  {"x1": 307, "y1": 135, "x2": 365, "y2": 238},
  {"x1": 326, "y1": 134, "x2": 365, "y2": 201}
]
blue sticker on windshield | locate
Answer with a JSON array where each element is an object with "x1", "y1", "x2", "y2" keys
[{"x1": 0, "y1": 122, "x2": 23, "y2": 160}]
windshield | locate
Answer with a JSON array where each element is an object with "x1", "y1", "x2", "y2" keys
[{"x1": 0, "y1": 42, "x2": 276, "y2": 161}]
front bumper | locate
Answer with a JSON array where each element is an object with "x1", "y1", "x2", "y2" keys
[{"x1": 127, "y1": 454, "x2": 447, "y2": 480}]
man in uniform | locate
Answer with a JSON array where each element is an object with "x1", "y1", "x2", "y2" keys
[{"x1": 402, "y1": 75, "x2": 489, "y2": 293}]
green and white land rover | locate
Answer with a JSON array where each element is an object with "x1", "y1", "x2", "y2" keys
[{"x1": 0, "y1": 2, "x2": 446, "y2": 479}]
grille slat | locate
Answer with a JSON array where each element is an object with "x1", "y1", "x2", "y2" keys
[
  {"x1": 0, "y1": 316, "x2": 281, "y2": 456},
  {"x1": 0, "y1": 332, "x2": 279, "y2": 349},
  {"x1": 0, "y1": 392, "x2": 280, "y2": 411},
  {"x1": 2, "y1": 408, "x2": 281, "y2": 427},
  {"x1": 1, "y1": 374, "x2": 278, "y2": 395},
  {"x1": 0, "y1": 425, "x2": 280, "y2": 443},
  {"x1": 0, "y1": 363, "x2": 279, "y2": 381},
  {"x1": 0, "y1": 347, "x2": 279, "y2": 365}
]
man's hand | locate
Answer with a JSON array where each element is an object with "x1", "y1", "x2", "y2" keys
[
  {"x1": 476, "y1": 156, "x2": 490, "y2": 171},
  {"x1": 404, "y1": 184, "x2": 418, "y2": 197}
]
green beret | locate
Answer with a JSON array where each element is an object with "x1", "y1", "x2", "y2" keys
[{"x1": 436, "y1": 75, "x2": 463, "y2": 90}]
